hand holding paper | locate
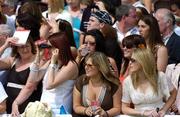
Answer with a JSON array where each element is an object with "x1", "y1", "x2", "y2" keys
[{"x1": 13, "y1": 30, "x2": 30, "y2": 45}]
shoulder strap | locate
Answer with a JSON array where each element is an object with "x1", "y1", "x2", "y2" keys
[
  {"x1": 82, "y1": 85, "x2": 89, "y2": 106},
  {"x1": 98, "y1": 86, "x2": 106, "y2": 104},
  {"x1": 178, "y1": 75, "x2": 180, "y2": 88},
  {"x1": 11, "y1": 59, "x2": 18, "y2": 68}
]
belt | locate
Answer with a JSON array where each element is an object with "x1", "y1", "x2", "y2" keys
[{"x1": 7, "y1": 82, "x2": 25, "y2": 89}]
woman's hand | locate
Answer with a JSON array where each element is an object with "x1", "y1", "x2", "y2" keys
[
  {"x1": 11, "y1": 101, "x2": 20, "y2": 117},
  {"x1": 94, "y1": 107, "x2": 107, "y2": 117},
  {"x1": 51, "y1": 49, "x2": 59, "y2": 64},
  {"x1": 84, "y1": 106, "x2": 93, "y2": 116},
  {"x1": 77, "y1": 44, "x2": 89, "y2": 57},
  {"x1": 95, "y1": 1, "x2": 107, "y2": 12},
  {"x1": 158, "y1": 110, "x2": 166, "y2": 117},
  {"x1": 3, "y1": 37, "x2": 18, "y2": 48},
  {"x1": 143, "y1": 109, "x2": 159, "y2": 117}
]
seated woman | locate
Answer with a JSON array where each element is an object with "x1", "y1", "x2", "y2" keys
[
  {"x1": 122, "y1": 48, "x2": 176, "y2": 117},
  {"x1": 120, "y1": 34, "x2": 146, "y2": 83},
  {"x1": 73, "y1": 52, "x2": 121, "y2": 117},
  {"x1": 76, "y1": 29, "x2": 118, "y2": 77},
  {"x1": 11, "y1": 32, "x2": 79, "y2": 116},
  {"x1": 0, "y1": 82, "x2": 7, "y2": 113},
  {"x1": 0, "y1": 36, "x2": 41, "y2": 114}
]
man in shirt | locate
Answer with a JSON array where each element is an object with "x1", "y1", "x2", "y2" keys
[
  {"x1": 113, "y1": 4, "x2": 139, "y2": 44},
  {"x1": 155, "y1": 8, "x2": 180, "y2": 64}
]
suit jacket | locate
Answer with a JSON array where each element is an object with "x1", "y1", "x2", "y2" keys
[{"x1": 166, "y1": 32, "x2": 180, "y2": 64}]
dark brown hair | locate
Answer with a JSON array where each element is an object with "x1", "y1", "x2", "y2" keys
[{"x1": 48, "y1": 32, "x2": 75, "y2": 65}]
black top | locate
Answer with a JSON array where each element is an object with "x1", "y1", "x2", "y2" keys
[{"x1": 5, "y1": 64, "x2": 42, "y2": 114}]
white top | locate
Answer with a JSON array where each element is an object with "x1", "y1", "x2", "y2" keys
[
  {"x1": 40, "y1": 65, "x2": 75, "y2": 115},
  {"x1": 165, "y1": 63, "x2": 180, "y2": 109},
  {"x1": 42, "y1": 10, "x2": 72, "y2": 25},
  {"x1": 5, "y1": 14, "x2": 16, "y2": 33},
  {"x1": 113, "y1": 22, "x2": 139, "y2": 43},
  {"x1": 174, "y1": 25, "x2": 180, "y2": 36},
  {"x1": 122, "y1": 72, "x2": 170, "y2": 111},
  {"x1": 0, "y1": 82, "x2": 8, "y2": 103}
]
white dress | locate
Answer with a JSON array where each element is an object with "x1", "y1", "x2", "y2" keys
[
  {"x1": 40, "y1": 65, "x2": 75, "y2": 115},
  {"x1": 122, "y1": 72, "x2": 170, "y2": 112}
]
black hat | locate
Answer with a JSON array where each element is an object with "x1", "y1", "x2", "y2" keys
[{"x1": 91, "y1": 10, "x2": 112, "y2": 25}]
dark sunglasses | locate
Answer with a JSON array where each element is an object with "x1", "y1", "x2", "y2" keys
[
  {"x1": 84, "y1": 41, "x2": 96, "y2": 46},
  {"x1": 129, "y1": 58, "x2": 136, "y2": 63},
  {"x1": 122, "y1": 44, "x2": 134, "y2": 49}
]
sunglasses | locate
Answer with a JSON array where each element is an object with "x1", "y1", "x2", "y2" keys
[
  {"x1": 122, "y1": 44, "x2": 134, "y2": 49},
  {"x1": 84, "y1": 41, "x2": 96, "y2": 46},
  {"x1": 129, "y1": 58, "x2": 136, "y2": 63},
  {"x1": 84, "y1": 63, "x2": 95, "y2": 68}
]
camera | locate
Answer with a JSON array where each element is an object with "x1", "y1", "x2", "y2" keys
[{"x1": 38, "y1": 43, "x2": 51, "y2": 49}]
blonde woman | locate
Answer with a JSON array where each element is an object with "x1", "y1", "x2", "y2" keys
[
  {"x1": 42, "y1": 0, "x2": 72, "y2": 23},
  {"x1": 73, "y1": 52, "x2": 121, "y2": 117},
  {"x1": 122, "y1": 49, "x2": 176, "y2": 117}
]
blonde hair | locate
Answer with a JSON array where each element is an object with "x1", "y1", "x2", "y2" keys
[
  {"x1": 48, "y1": 0, "x2": 64, "y2": 13},
  {"x1": 131, "y1": 49, "x2": 158, "y2": 94},
  {"x1": 85, "y1": 52, "x2": 119, "y2": 87}
]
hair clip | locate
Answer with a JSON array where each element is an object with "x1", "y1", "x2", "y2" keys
[{"x1": 138, "y1": 44, "x2": 145, "y2": 49}]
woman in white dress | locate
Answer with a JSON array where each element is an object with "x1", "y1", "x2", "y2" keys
[
  {"x1": 122, "y1": 48, "x2": 176, "y2": 117},
  {"x1": 11, "y1": 32, "x2": 79, "y2": 116}
]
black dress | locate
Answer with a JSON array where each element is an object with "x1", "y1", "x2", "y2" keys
[{"x1": 5, "y1": 64, "x2": 42, "y2": 114}]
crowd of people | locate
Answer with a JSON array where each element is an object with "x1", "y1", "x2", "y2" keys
[{"x1": 0, "y1": 0, "x2": 180, "y2": 117}]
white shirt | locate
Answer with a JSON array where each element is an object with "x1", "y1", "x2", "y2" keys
[
  {"x1": 113, "y1": 22, "x2": 139, "y2": 43},
  {"x1": 122, "y1": 72, "x2": 170, "y2": 111},
  {"x1": 163, "y1": 31, "x2": 173, "y2": 45},
  {"x1": 5, "y1": 14, "x2": 16, "y2": 33},
  {"x1": 174, "y1": 25, "x2": 180, "y2": 36}
]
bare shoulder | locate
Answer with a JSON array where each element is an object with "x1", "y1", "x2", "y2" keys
[{"x1": 157, "y1": 45, "x2": 167, "y2": 53}]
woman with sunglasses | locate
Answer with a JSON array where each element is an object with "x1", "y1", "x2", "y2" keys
[
  {"x1": 11, "y1": 32, "x2": 79, "y2": 116},
  {"x1": 76, "y1": 29, "x2": 118, "y2": 77},
  {"x1": 120, "y1": 34, "x2": 146, "y2": 83},
  {"x1": 73, "y1": 52, "x2": 121, "y2": 117},
  {"x1": 122, "y1": 48, "x2": 176, "y2": 117}
]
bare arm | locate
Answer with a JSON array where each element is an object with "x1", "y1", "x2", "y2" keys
[
  {"x1": 157, "y1": 46, "x2": 168, "y2": 72},
  {"x1": 46, "y1": 61, "x2": 78, "y2": 89},
  {"x1": 108, "y1": 57, "x2": 119, "y2": 77},
  {"x1": 159, "y1": 88, "x2": 177, "y2": 116},
  {"x1": 73, "y1": 86, "x2": 87, "y2": 115},
  {"x1": 104, "y1": 86, "x2": 121, "y2": 116},
  {"x1": 0, "y1": 100, "x2": 6, "y2": 113},
  {"x1": 142, "y1": 0, "x2": 152, "y2": 13}
]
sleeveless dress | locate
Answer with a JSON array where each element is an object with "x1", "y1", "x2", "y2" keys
[
  {"x1": 122, "y1": 72, "x2": 170, "y2": 113},
  {"x1": 6, "y1": 63, "x2": 42, "y2": 114},
  {"x1": 40, "y1": 65, "x2": 75, "y2": 115},
  {"x1": 72, "y1": 75, "x2": 119, "y2": 117}
]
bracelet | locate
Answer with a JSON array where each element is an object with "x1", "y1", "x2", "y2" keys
[
  {"x1": 49, "y1": 63, "x2": 56, "y2": 69},
  {"x1": 105, "y1": 111, "x2": 109, "y2": 117},
  {"x1": 84, "y1": 108, "x2": 87, "y2": 115},
  {"x1": 30, "y1": 63, "x2": 39, "y2": 72},
  {"x1": 140, "y1": 110, "x2": 145, "y2": 116}
]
